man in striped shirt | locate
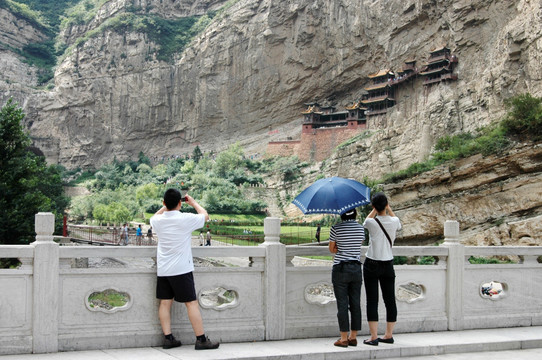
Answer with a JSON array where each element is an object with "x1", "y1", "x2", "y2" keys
[{"x1": 328, "y1": 209, "x2": 365, "y2": 347}]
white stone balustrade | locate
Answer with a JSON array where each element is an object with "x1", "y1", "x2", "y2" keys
[{"x1": 0, "y1": 214, "x2": 541, "y2": 355}]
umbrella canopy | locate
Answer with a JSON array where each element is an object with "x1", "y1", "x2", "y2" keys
[{"x1": 292, "y1": 176, "x2": 371, "y2": 215}]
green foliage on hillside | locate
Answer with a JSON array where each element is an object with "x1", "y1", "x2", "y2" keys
[
  {"x1": 382, "y1": 93, "x2": 541, "y2": 183},
  {"x1": 0, "y1": 0, "x2": 71, "y2": 84},
  {"x1": 56, "y1": 0, "x2": 221, "y2": 63},
  {"x1": 502, "y1": 93, "x2": 542, "y2": 141},
  {"x1": 62, "y1": 11, "x2": 214, "y2": 62},
  {"x1": 0, "y1": 0, "x2": 50, "y2": 33},
  {"x1": 0, "y1": 99, "x2": 69, "y2": 245},
  {"x1": 68, "y1": 143, "x2": 284, "y2": 224},
  {"x1": 61, "y1": 0, "x2": 109, "y2": 28}
]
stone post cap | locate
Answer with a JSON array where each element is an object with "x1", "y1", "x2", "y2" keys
[
  {"x1": 443, "y1": 220, "x2": 460, "y2": 242},
  {"x1": 35, "y1": 212, "x2": 55, "y2": 236},
  {"x1": 263, "y1": 217, "x2": 281, "y2": 243}
]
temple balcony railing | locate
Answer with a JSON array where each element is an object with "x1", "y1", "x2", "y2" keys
[
  {"x1": 365, "y1": 108, "x2": 389, "y2": 116},
  {"x1": 1, "y1": 214, "x2": 541, "y2": 355},
  {"x1": 424, "y1": 77, "x2": 444, "y2": 85}
]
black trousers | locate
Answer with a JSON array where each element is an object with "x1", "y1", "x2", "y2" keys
[
  {"x1": 363, "y1": 258, "x2": 397, "y2": 322},
  {"x1": 332, "y1": 261, "x2": 362, "y2": 332}
]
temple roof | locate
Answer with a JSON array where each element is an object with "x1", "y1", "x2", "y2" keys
[
  {"x1": 368, "y1": 69, "x2": 393, "y2": 79},
  {"x1": 346, "y1": 101, "x2": 363, "y2": 110},
  {"x1": 361, "y1": 97, "x2": 394, "y2": 105},
  {"x1": 419, "y1": 66, "x2": 449, "y2": 76},
  {"x1": 302, "y1": 105, "x2": 322, "y2": 114},
  {"x1": 430, "y1": 45, "x2": 450, "y2": 53},
  {"x1": 364, "y1": 82, "x2": 391, "y2": 91}
]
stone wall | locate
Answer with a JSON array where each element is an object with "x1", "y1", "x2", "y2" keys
[{"x1": 266, "y1": 126, "x2": 364, "y2": 161}]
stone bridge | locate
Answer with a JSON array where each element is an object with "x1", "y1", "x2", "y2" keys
[{"x1": 1, "y1": 213, "x2": 541, "y2": 356}]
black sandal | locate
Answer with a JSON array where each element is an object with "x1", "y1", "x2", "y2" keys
[{"x1": 363, "y1": 338, "x2": 379, "y2": 346}]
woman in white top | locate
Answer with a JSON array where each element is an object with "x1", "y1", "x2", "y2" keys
[{"x1": 362, "y1": 193, "x2": 401, "y2": 346}]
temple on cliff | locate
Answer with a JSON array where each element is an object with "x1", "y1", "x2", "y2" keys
[
  {"x1": 361, "y1": 69, "x2": 396, "y2": 117},
  {"x1": 301, "y1": 102, "x2": 366, "y2": 134},
  {"x1": 419, "y1": 46, "x2": 458, "y2": 85},
  {"x1": 266, "y1": 46, "x2": 458, "y2": 161}
]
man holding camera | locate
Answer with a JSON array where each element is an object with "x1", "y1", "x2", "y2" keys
[{"x1": 150, "y1": 188, "x2": 220, "y2": 350}]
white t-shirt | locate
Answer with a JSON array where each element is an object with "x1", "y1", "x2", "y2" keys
[
  {"x1": 363, "y1": 216, "x2": 401, "y2": 261},
  {"x1": 150, "y1": 211, "x2": 205, "y2": 276}
]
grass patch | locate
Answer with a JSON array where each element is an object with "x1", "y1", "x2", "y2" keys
[
  {"x1": 383, "y1": 124, "x2": 510, "y2": 183},
  {"x1": 382, "y1": 93, "x2": 542, "y2": 183},
  {"x1": 305, "y1": 256, "x2": 333, "y2": 261},
  {"x1": 336, "y1": 130, "x2": 374, "y2": 150},
  {"x1": 88, "y1": 289, "x2": 128, "y2": 308},
  {"x1": 468, "y1": 256, "x2": 515, "y2": 264}
]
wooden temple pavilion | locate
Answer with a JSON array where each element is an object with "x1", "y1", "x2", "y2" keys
[
  {"x1": 302, "y1": 102, "x2": 366, "y2": 134},
  {"x1": 361, "y1": 69, "x2": 396, "y2": 116},
  {"x1": 419, "y1": 46, "x2": 458, "y2": 85}
]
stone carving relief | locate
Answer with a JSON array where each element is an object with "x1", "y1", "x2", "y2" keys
[
  {"x1": 304, "y1": 283, "x2": 335, "y2": 305},
  {"x1": 199, "y1": 287, "x2": 239, "y2": 310},
  {"x1": 396, "y1": 281, "x2": 425, "y2": 303}
]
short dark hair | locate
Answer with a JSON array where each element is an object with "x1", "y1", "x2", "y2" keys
[
  {"x1": 340, "y1": 208, "x2": 357, "y2": 221},
  {"x1": 163, "y1": 188, "x2": 182, "y2": 210},
  {"x1": 371, "y1": 192, "x2": 388, "y2": 212}
]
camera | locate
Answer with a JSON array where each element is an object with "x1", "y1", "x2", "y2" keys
[{"x1": 182, "y1": 196, "x2": 188, "y2": 202}]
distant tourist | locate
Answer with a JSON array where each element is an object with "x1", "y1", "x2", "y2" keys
[
  {"x1": 122, "y1": 223, "x2": 129, "y2": 246},
  {"x1": 199, "y1": 231, "x2": 205, "y2": 246},
  {"x1": 315, "y1": 223, "x2": 321, "y2": 243},
  {"x1": 136, "y1": 224, "x2": 142, "y2": 245},
  {"x1": 328, "y1": 209, "x2": 364, "y2": 348},
  {"x1": 150, "y1": 189, "x2": 219, "y2": 350},
  {"x1": 206, "y1": 230, "x2": 212, "y2": 246},
  {"x1": 362, "y1": 192, "x2": 401, "y2": 346},
  {"x1": 147, "y1": 226, "x2": 153, "y2": 243}
]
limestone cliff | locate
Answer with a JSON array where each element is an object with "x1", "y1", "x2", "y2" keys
[
  {"x1": 1, "y1": 0, "x2": 540, "y2": 170},
  {"x1": 281, "y1": 142, "x2": 542, "y2": 245},
  {"x1": 1, "y1": 0, "x2": 541, "y2": 245}
]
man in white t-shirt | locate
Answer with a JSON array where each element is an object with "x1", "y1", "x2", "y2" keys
[{"x1": 150, "y1": 188, "x2": 219, "y2": 350}]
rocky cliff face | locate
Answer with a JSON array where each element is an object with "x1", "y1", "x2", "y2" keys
[
  {"x1": 0, "y1": 7, "x2": 47, "y2": 98},
  {"x1": 1, "y1": 0, "x2": 541, "y2": 244},
  {"x1": 280, "y1": 142, "x2": 542, "y2": 245},
  {"x1": 2, "y1": 0, "x2": 541, "y2": 169},
  {"x1": 386, "y1": 143, "x2": 542, "y2": 246}
]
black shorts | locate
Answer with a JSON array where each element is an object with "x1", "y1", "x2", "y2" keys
[{"x1": 156, "y1": 272, "x2": 197, "y2": 303}]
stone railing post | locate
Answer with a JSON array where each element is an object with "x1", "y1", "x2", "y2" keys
[
  {"x1": 441, "y1": 220, "x2": 464, "y2": 331},
  {"x1": 31, "y1": 213, "x2": 59, "y2": 353},
  {"x1": 260, "y1": 217, "x2": 285, "y2": 340}
]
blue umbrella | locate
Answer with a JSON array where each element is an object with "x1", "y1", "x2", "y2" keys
[{"x1": 292, "y1": 177, "x2": 371, "y2": 215}]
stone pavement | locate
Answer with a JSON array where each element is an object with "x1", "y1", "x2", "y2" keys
[{"x1": 1, "y1": 326, "x2": 541, "y2": 360}]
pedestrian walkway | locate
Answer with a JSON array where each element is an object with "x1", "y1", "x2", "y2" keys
[{"x1": 2, "y1": 326, "x2": 541, "y2": 360}]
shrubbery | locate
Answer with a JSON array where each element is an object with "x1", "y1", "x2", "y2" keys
[
  {"x1": 502, "y1": 93, "x2": 542, "y2": 141},
  {"x1": 383, "y1": 93, "x2": 541, "y2": 183},
  {"x1": 69, "y1": 143, "x2": 272, "y2": 223}
]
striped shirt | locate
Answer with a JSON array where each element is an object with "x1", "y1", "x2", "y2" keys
[{"x1": 329, "y1": 220, "x2": 365, "y2": 265}]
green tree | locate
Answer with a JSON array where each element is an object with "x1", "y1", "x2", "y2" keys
[
  {"x1": 214, "y1": 142, "x2": 244, "y2": 178},
  {"x1": 192, "y1": 145, "x2": 203, "y2": 163},
  {"x1": 92, "y1": 203, "x2": 108, "y2": 225},
  {"x1": 138, "y1": 151, "x2": 151, "y2": 166},
  {"x1": 107, "y1": 202, "x2": 131, "y2": 225},
  {"x1": 0, "y1": 99, "x2": 69, "y2": 244}
]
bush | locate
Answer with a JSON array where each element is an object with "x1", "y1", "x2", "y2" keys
[{"x1": 502, "y1": 93, "x2": 542, "y2": 141}]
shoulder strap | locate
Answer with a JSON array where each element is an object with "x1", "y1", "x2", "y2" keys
[{"x1": 374, "y1": 217, "x2": 393, "y2": 248}]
